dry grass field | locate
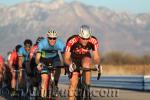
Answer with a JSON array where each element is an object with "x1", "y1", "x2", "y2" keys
[
  {"x1": 97, "y1": 64, "x2": 150, "y2": 75},
  {"x1": 61, "y1": 64, "x2": 150, "y2": 76}
]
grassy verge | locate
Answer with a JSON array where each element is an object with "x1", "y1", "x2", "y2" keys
[
  {"x1": 101, "y1": 64, "x2": 150, "y2": 75},
  {"x1": 61, "y1": 64, "x2": 150, "y2": 76}
]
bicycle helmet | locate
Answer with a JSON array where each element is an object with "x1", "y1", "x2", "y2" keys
[
  {"x1": 24, "y1": 39, "x2": 32, "y2": 46},
  {"x1": 78, "y1": 25, "x2": 91, "y2": 39},
  {"x1": 15, "y1": 44, "x2": 22, "y2": 52},
  {"x1": 47, "y1": 30, "x2": 57, "y2": 38}
]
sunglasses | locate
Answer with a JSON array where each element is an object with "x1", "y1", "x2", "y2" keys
[
  {"x1": 80, "y1": 37, "x2": 90, "y2": 40},
  {"x1": 48, "y1": 37, "x2": 57, "y2": 40}
]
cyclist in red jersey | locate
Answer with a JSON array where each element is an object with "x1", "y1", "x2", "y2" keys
[
  {"x1": 64, "y1": 25, "x2": 102, "y2": 100},
  {"x1": 8, "y1": 44, "x2": 22, "y2": 95}
]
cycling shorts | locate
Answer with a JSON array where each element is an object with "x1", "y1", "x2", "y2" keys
[{"x1": 40, "y1": 55, "x2": 61, "y2": 74}]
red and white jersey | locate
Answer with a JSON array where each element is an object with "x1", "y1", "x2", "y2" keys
[{"x1": 65, "y1": 35, "x2": 99, "y2": 58}]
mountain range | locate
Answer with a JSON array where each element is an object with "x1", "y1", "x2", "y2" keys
[{"x1": 0, "y1": 0, "x2": 150, "y2": 57}]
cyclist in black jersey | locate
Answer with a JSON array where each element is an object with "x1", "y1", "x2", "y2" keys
[{"x1": 64, "y1": 25, "x2": 102, "y2": 100}]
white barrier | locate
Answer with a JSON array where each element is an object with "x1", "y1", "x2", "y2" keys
[
  {"x1": 91, "y1": 75, "x2": 144, "y2": 90},
  {"x1": 59, "y1": 75, "x2": 150, "y2": 91},
  {"x1": 144, "y1": 76, "x2": 150, "y2": 91}
]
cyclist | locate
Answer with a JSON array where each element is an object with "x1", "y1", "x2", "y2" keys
[
  {"x1": 29, "y1": 36, "x2": 44, "y2": 95},
  {"x1": 8, "y1": 44, "x2": 22, "y2": 95},
  {"x1": 18, "y1": 39, "x2": 32, "y2": 91},
  {"x1": 36, "y1": 29, "x2": 65, "y2": 98},
  {"x1": 64, "y1": 25, "x2": 102, "y2": 100}
]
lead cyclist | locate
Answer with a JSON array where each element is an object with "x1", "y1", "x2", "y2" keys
[{"x1": 64, "y1": 25, "x2": 102, "y2": 100}]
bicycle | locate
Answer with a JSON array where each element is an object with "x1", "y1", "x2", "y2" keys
[
  {"x1": 11, "y1": 69, "x2": 30, "y2": 99},
  {"x1": 73, "y1": 67, "x2": 101, "y2": 100},
  {"x1": 39, "y1": 63, "x2": 66, "y2": 100}
]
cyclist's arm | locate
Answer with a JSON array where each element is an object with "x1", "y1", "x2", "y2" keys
[
  {"x1": 64, "y1": 51, "x2": 72, "y2": 65},
  {"x1": 18, "y1": 47, "x2": 24, "y2": 69},
  {"x1": 29, "y1": 53, "x2": 33, "y2": 61},
  {"x1": 36, "y1": 52, "x2": 41, "y2": 64},
  {"x1": 8, "y1": 54, "x2": 13, "y2": 71},
  {"x1": 18, "y1": 56, "x2": 23, "y2": 69},
  {"x1": 64, "y1": 37, "x2": 76, "y2": 65},
  {"x1": 90, "y1": 37, "x2": 101, "y2": 65},
  {"x1": 29, "y1": 45, "x2": 37, "y2": 60},
  {"x1": 36, "y1": 40, "x2": 44, "y2": 64},
  {"x1": 93, "y1": 50, "x2": 100, "y2": 65}
]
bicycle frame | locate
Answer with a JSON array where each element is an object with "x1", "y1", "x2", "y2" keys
[
  {"x1": 40, "y1": 63, "x2": 65, "y2": 99},
  {"x1": 75, "y1": 67, "x2": 100, "y2": 100},
  {"x1": 10, "y1": 69, "x2": 23, "y2": 98}
]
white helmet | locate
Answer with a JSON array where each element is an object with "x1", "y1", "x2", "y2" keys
[
  {"x1": 79, "y1": 25, "x2": 91, "y2": 39},
  {"x1": 47, "y1": 30, "x2": 57, "y2": 38}
]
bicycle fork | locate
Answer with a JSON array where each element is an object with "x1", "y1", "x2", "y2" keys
[
  {"x1": 84, "y1": 84, "x2": 91, "y2": 100},
  {"x1": 77, "y1": 77, "x2": 84, "y2": 99},
  {"x1": 77, "y1": 78, "x2": 91, "y2": 100}
]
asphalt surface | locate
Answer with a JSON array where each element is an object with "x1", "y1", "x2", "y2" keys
[{"x1": 0, "y1": 84, "x2": 150, "y2": 100}]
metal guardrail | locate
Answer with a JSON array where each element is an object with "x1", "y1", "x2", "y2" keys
[
  {"x1": 144, "y1": 76, "x2": 150, "y2": 91},
  {"x1": 59, "y1": 75, "x2": 150, "y2": 91}
]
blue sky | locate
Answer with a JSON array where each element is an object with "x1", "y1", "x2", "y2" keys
[{"x1": 0, "y1": 0, "x2": 150, "y2": 13}]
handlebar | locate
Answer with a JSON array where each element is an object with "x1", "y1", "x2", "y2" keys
[
  {"x1": 77, "y1": 67, "x2": 101, "y2": 80},
  {"x1": 47, "y1": 65, "x2": 66, "y2": 70},
  {"x1": 78, "y1": 67, "x2": 97, "y2": 71},
  {"x1": 39, "y1": 63, "x2": 67, "y2": 75}
]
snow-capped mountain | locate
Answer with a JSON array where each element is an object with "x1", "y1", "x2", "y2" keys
[{"x1": 0, "y1": 1, "x2": 150, "y2": 57}]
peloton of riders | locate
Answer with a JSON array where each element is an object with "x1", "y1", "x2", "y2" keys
[{"x1": 0, "y1": 25, "x2": 102, "y2": 99}]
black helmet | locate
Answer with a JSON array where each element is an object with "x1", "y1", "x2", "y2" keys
[
  {"x1": 24, "y1": 39, "x2": 32, "y2": 46},
  {"x1": 15, "y1": 44, "x2": 22, "y2": 52}
]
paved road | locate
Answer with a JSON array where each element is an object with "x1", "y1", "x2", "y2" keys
[
  {"x1": 0, "y1": 84, "x2": 150, "y2": 100},
  {"x1": 59, "y1": 84, "x2": 150, "y2": 100}
]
